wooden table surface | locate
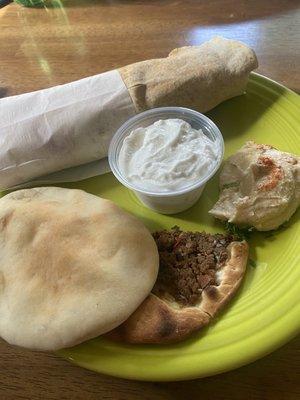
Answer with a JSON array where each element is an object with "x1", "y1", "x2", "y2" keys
[{"x1": 0, "y1": 1, "x2": 299, "y2": 399}]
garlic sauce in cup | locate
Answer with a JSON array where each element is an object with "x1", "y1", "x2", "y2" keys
[{"x1": 108, "y1": 107, "x2": 224, "y2": 214}]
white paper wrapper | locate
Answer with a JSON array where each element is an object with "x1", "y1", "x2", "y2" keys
[
  {"x1": 0, "y1": 70, "x2": 136, "y2": 190},
  {"x1": 9, "y1": 158, "x2": 111, "y2": 190}
]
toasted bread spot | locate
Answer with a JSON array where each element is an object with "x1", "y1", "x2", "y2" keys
[
  {"x1": 204, "y1": 286, "x2": 219, "y2": 300},
  {"x1": 157, "y1": 309, "x2": 176, "y2": 338},
  {"x1": 0, "y1": 211, "x2": 14, "y2": 230}
]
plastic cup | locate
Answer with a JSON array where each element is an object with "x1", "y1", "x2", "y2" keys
[{"x1": 108, "y1": 107, "x2": 224, "y2": 214}]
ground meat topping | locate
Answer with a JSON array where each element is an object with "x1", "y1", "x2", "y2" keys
[{"x1": 152, "y1": 226, "x2": 236, "y2": 306}]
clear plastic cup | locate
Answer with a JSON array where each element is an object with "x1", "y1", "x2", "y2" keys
[{"x1": 108, "y1": 107, "x2": 224, "y2": 214}]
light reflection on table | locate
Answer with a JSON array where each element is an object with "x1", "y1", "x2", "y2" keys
[{"x1": 0, "y1": 1, "x2": 299, "y2": 96}]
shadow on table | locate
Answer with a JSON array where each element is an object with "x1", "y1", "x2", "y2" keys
[
  {"x1": 0, "y1": 88, "x2": 8, "y2": 99},
  {"x1": 0, "y1": 0, "x2": 11, "y2": 8}
]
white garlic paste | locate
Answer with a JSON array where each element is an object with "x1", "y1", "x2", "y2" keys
[{"x1": 118, "y1": 119, "x2": 218, "y2": 192}]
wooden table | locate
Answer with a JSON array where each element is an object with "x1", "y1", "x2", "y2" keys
[{"x1": 0, "y1": 1, "x2": 299, "y2": 399}]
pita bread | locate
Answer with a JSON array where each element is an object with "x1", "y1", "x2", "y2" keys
[
  {"x1": 107, "y1": 240, "x2": 248, "y2": 344},
  {"x1": 0, "y1": 187, "x2": 159, "y2": 351},
  {"x1": 119, "y1": 36, "x2": 258, "y2": 113}
]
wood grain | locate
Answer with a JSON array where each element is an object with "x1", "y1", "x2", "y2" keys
[
  {"x1": 0, "y1": 0, "x2": 299, "y2": 399},
  {"x1": 0, "y1": 0, "x2": 299, "y2": 96},
  {"x1": 0, "y1": 336, "x2": 299, "y2": 400}
]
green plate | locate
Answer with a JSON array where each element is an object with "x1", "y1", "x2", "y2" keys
[{"x1": 59, "y1": 73, "x2": 300, "y2": 381}]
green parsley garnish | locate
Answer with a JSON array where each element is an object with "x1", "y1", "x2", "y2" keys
[
  {"x1": 222, "y1": 182, "x2": 239, "y2": 189},
  {"x1": 225, "y1": 222, "x2": 254, "y2": 240}
]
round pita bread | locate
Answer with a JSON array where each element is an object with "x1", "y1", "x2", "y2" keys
[
  {"x1": 107, "y1": 241, "x2": 248, "y2": 344},
  {"x1": 0, "y1": 187, "x2": 159, "y2": 351}
]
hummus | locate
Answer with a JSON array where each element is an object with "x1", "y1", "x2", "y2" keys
[{"x1": 209, "y1": 141, "x2": 300, "y2": 231}]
